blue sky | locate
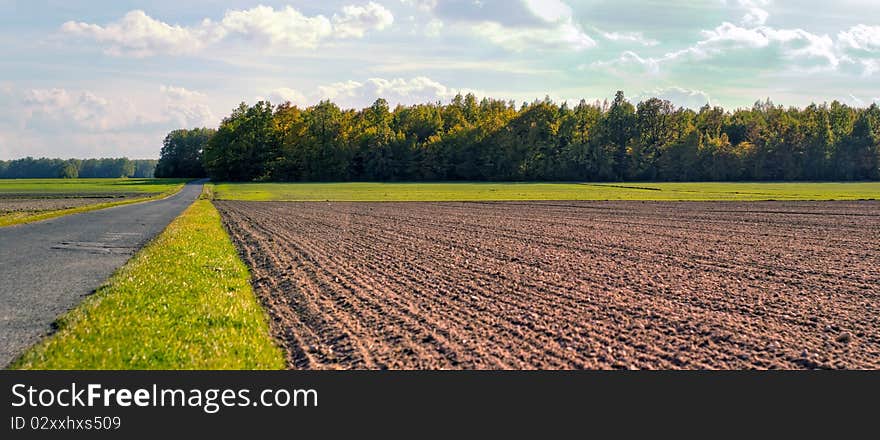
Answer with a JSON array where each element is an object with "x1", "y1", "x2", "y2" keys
[{"x1": 1, "y1": 0, "x2": 879, "y2": 159}]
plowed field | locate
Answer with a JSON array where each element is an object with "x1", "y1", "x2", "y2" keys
[
  {"x1": 215, "y1": 200, "x2": 880, "y2": 370},
  {"x1": 0, "y1": 195, "x2": 149, "y2": 215}
]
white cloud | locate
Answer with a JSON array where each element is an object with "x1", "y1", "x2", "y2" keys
[
  {"x1": 4, "y1": 85, "x2": 220, "y2": 159},
  {"x1": 590, "y1": 22, "x2": 842, "y2": 74},
  {"x1": 325, "y1": 77, "x2": 458, "y2": 104},
  {"x1": 424, "y1": 0, "x2": 547, "y2": 26},
  {"x1": 690, "y1": 23, "x2": 839, "y2": 69},
  {"x1": 18, "y1": 86, "x2": 215, "y2": 135},
  {"x1": 60, "y1": 10, "x2": 218, "y2": 57},
  {"x1": 837, "y1": 25, "x2": 879, "y2": 74},
  {"x1": 837, "y1": 24, "x2": 880, "y2": 53},
  {"x1": 61, "y1": 4, "x2": 394, "y2": 56},
  {"x1": 365, "y1": 76, "x2": 460, "y2": 101},
  {"x1": 0, "y1": 84, "x2": 223, "y2": 159},
  {"x1": 864, "y1": 59, "x2": 880, "y2": 76},
  {"x1": 332, "y1": 2, "x2": 394, "y2": 39},
  {"x1": 218, "y1": 3, "x2": 393, "y2": 46},
  {"x1": 522, "y1": 0, "x2": 572, "y2": 24},
  {"x1": 425, "y1": 19, "x2": 444, "y2": 37},
  {"x1": 166, "y1": 103, "x2": 215, "y2": 128},
  {"x1": 634, "y1": 87, "x2": 712, "y2": 110},
  {"x1": 266, "y1": 87, "x2": 308, "y2": 106},
  {"x1": 596, "y1": 29, "x2": 659, "y2": 47},
  {"x1": 400, "y1": 0, "x2": 437, "y2": 12},
  {"x1": 218, "y1": 6, "x2": 332, "y2": 49},
  {"x1": 843, "y1": 94, "x2": 880, "y2": 108},
  {"x1": 472, "y1": 20, "x2": 595, "y2": 52},
  {"x1": 409, "y1": 0, "x2": 595, "y2": 51},
  {"x1": 22, "y1": 88, "x2": 140, "y2": 132},
  {"x1": 160, "y1": 85, "x2": 206, "y2": 101},
  {"x1": 317, "y1": 80, "x2": 366, "y2": 101},
  {"x1": 584, "y1": 50, "x2": 662, "y2": 75},
  {"x1": 290, "y1": 76, "x2": 475, "y2": 108},
  {"x1": 728, "y1": 0, "x2": 771, "y2": 26},
  {"x1": 368, "y1": 58, "x2": 556, "y2": 75},
  {"x1": 742, "y1": 8, "x2": 769, "y2": 26},
  {"x1": 161, "y1": 86, "x2": 216, "y2": 128}
]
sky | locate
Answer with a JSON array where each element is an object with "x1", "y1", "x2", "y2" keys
[{"x1": 0, "y1": 0, "x2": 879, "y2": 159}]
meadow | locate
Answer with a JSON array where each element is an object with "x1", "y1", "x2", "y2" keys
[{"x1": 212, "y1": 181, "x2": 880, "y2": 202}]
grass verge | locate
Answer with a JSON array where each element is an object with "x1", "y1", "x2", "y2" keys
[
  {"x1": 212, "y1": 181, "x2": 880, "y2": 202},
  {"x1": 11, "y1": 198, "x2": 284, "y2": 370}
]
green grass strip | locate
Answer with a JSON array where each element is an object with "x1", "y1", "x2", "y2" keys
[
  {"x1": 212, "y1": 181, "x2": 880, "y2": 202},
  {"x1": 11, "y1": 198, "x2": 284, "y2": 370}
]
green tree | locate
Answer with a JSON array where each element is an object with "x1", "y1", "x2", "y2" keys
[
  {"x1": 836, "y1": 105, "x2": 880, "y2": 180},
  {"x1": 155, "y1": 128, "x2": 213, "y2": 178},
  {"x1": 133, "y1": 160, "x2": 158, "y2": 178},
  {"x1": 658, "y1": 130, "x2": 700, "y2": 181},
  {"x1": 58, "y1": 161, "x2": 79, "y2": 179},
  {"x1": 203, "y1": 102, "x2": 277, "y2": 181},
  {"x1": 801, "y1": 104, "x2": 833, "y2": 180},
  {"x1": 187, "y1": 91, "x2": 880, "y2": 184},
  {"x1": 631, "y1": 98, "x2": 677, "y2": 180},
  {"x1": 599, "y1": 91, "x2": 636, "y2": 180}
]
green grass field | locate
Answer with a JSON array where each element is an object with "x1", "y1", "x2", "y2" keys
[
  {"x1": 212, "y1": 181, "x2": 880, "y2": 202},
  {"x1": 12, "y1": 197, "x2": 283, "y2": 370},
  {"x1": 0, "y1": 178, "x2": 188, "y2": 227},
  {"x1": 0, "y1": 178, "x2": 188, "y2": 195}
]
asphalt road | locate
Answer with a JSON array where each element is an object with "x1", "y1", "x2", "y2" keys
[{"x1": 0, "y1": 180, "x2": 204, "y2": 367}]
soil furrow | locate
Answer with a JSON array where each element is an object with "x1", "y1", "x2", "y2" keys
[{"x1": 215, "y1": 200, "x2": 880, "y2": 370}]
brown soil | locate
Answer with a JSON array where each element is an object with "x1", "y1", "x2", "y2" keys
[
  {"x1": 0, "y1": 194, "x2": 151, "y2": 215},
  {"x1": 215, "y1": 200, "x2": 880, "y2": 370}
]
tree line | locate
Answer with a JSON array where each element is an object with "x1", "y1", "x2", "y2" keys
[
  {"x1": 0, "y1": 157, "x2": 157, "y2": 179},
  {"x1": 158, "y1": 91, "x2": 880, "y2": 182}
]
